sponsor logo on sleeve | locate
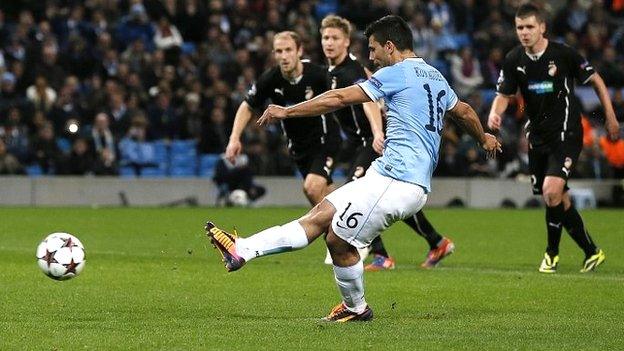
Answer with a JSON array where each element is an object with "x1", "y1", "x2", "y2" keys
[{"x1": 369, "y1": 76, "x2": 383, "y2": 89}]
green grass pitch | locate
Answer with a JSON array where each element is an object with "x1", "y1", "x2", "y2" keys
[{"x1": 1, "y1": 207, "x2": 623, "y2": 350}]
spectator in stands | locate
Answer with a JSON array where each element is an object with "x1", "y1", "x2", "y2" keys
[
  {"x1": 0, "y1": 107, "x2": 29, "y2": 162},
  {"x1": 596, "y1": 46, "x2": 624, "y2": 88},
  {"x1": 409, "y1": 12, "x2": 436, "y2": 62},
  {"x1": 175, "y1": 0, "x2": 206, "y2": 43},
  {"x1": 0, "y1": 138, "x2": 23, "y2": 175},
  {"x1": 482, "y1": 47, "x2": 504, "y2": 89},
  {"x1": 146, "y1": 88, "x2": 178, "y2": 140},
  {"x1": 107, "y1": 91, "x2": 131, "y2": 138},
  {"x1": 118, "y1": 113, "x2": 156, "y2": 176},
  {"x1": 450, "y1": 46, "x2": 484, "y2": 98},
  {"x1": 116, "y1": 3, "x2": 154, "y2": 51},
  {"x1": 213, "y1": 153, "x2": 266, "y2": 206},
  {"x1": 200, "y1": 107, "x2": 228, "y2": 154},
  {"x1": 30, "y1": 122, "x2": 61, "y2": 174},
  {"x1": 26, "y1": 75, "x2": 57, "y2": 113},
  {"x1": 428, "y1": 0, "x2": 455, "y2": 34},
  {"x1": 153, "y1": 16, "x2": 182, "y2": 64},
  {"x1": 60, "y1": 138, "x2": 94, "y2": 175},
  {"x1": 89, "y1": 112, "x2": 118, "y2": 175},
  {"x1": 0, "y1": 72, "x2": 21, "y2": 112},
  {"x1": 178, "y1": 92, "x2": 204, "y2": 140}
]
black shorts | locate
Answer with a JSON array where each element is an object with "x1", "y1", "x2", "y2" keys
[
  {"x1": 341, "y1": 140, "x2": 378, "y2": 182},
  {"x1": 528, "y1": 137, "x2": 582, "y2": 195},
  {"x1": 292, "y1": 146, "x2": 338, "y2": 185}
]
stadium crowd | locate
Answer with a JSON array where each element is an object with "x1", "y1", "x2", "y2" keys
[{"x1": 0, "y1": 0, "x2": 622, "y2": 182}]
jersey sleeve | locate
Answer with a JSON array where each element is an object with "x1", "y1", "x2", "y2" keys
[
  {"x1": 358, "y1": 65, "x2": 405, "y2": 101},
  {"x1": 496, "y1": 55, "x2": 518, "y2": 96},
  {"x1": 245, "y1": 70, "x2": 272, "y2": 111},
  {"x1": 445, "y1": 83, "x2": 459, "y2": 111},
  {"x1": 567, "y1": 46, "x2": 595, "y2": 85}
]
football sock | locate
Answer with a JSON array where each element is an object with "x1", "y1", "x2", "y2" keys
[
  {"x1": 236, "y1": 220, "x2": 309, "y2": 262},
  {"x1": 562, "y1": 206, "x2": 598, "y2": 258},
  {"x1": 333, "y1": 261, "x2": 367, "y2": 313},
  {"x1": 369, "y1": 236, "x2": 389, "y2": 258},
  {"x1": 404, "y1": 211, "x2": 443, "y2": 250},
  {"x1": 545, "y1": 203, "x2": 564, "y2": 257}
]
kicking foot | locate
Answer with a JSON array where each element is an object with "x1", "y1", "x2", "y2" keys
[{"x1": 205, "y1": 221, "x2": 245, "y2": 272}]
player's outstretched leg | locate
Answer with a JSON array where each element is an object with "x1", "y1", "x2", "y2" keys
[
  {"x1": 323, "y1": 230, "x2": 373, "y2": 322},
  {"x1": 205, "y1": 219, "x2": 310, "y2": 272}
]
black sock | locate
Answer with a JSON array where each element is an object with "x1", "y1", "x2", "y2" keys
[
  {"x1": 403, "y1": 211, "x2": 443, "y2": 250},
  {"x1": 562, "y1": 206, "x2": 598, "y2": 258},
  {"x1": 369, "y1": 236, "x2": 389, "y2": 257},
  {"x1": 545, "y1": 203, "x2": 564, "y2": 257}
]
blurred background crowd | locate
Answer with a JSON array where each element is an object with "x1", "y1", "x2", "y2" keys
[{"x1": 0, "y1": 0, "x2": 622, "y2": 182}]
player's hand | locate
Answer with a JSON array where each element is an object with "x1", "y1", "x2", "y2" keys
[
  {"x1": 487, "y1": 113, "x2": 501, "y2": 131},
  {"x1": 481, "y1": 133, "x2": 502, "y2": 159},
  {"x1": 258, "y1": 104, "x2": 288, "y2": 126},
  {"x1": 225, "y1": 139, "x2": 242, "y2": 164},
  {"x1": 605, "y1": 116, "x2": 620, "y2": 141},
  {"x1": 372, "y1": 132, "x2": 385, "y2": 155}
]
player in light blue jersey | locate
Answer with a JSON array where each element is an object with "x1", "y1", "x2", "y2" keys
[{"x1": 205, "y1": 15, "x2": 501, "y2": 322}]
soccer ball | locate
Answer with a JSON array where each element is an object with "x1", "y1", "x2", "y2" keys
[
  {"x1": 36, "y1": 232, "x2": 86, "y2": 280},
  {"x1": 228, "y1": 189, "x2": 250, "y2": 207}
]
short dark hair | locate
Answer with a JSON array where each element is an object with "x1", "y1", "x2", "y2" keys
[
  {"x1": 364, "y1": 15, "x2": 413, "y2": 51},
  {"x1": 516, "y1": 3, "x2": 545, "y2": 23}
]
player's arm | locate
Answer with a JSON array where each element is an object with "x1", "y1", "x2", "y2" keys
[
  {"x1": 487, "y1": 94, "x2": 512, "y2": 131},
  {"x1": 449, "y1": 101, "x2": 502, "y2": 157},
  {"x1": 362, "y1": 66, "x2": 385, "y2": 154},
  {"x1": 258, "y1": 85, "x2": 370, "y2": 125},
  {"x1": 362, "y1": 101, "x2": 384, "y2": 154},
  {"x1": 588, "y1": 73, "x2": 620, "y2": 140},
  {"x1": 225, "y1": 101, "x2": 255, "y2": 163}
]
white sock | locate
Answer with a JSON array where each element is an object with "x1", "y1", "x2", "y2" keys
[
  {"x1": 235, "y1": 220, "x2": 309, "y2": 262},
  {"x1": 333, "y1": 261, "x2": 366, "y2": 313}
]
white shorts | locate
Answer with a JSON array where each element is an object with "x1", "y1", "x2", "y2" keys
[{"x1": 325, "y1": 168, "x2": 427, "y2": 249}]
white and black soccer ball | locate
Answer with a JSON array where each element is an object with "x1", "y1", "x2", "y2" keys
[
  {"x1": 228, "y1": 189, "x2": 250, "y2": 207},
  {"x1": 36, "y1": 232, "x2": 86, "y2": 281}
]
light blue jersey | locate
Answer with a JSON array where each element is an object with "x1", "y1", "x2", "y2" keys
[{"x1": 358, "y1": 58, "x2": 458, "y2": 192}]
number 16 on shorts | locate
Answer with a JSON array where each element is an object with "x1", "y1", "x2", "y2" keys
[{"x1": 336, "y1": 202, "x2": 363, "y2": 230}]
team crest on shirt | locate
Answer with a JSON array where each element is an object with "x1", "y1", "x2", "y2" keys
[
  {"x1": 548, "y1": 61, "x2": 557, "y2": 77},
  {"x1": 305, "y1": 86, "x2": 314, "y2": 100},
  {"x1": 323, "y1": 157, "x2": 334, "y2": 175},
  {"x1": 564, "y1": 157, "x2": 572, "y2": 169},
  {"x1": 248, "y1": 83, "x2": 257, "y2": 96}
]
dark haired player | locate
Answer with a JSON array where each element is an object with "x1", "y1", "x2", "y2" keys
[
  {"x1": 488, "y1": 4, "x2": 620, "y2": 273},
  {"x1": 320, "y1": 15, "x2": 454, "y2": 270}
]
